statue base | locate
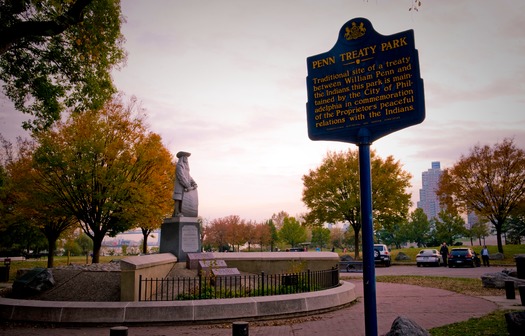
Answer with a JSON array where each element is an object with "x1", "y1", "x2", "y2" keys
[{"x1": 159, "y1": 217, "x2": 201, "y2": 262}]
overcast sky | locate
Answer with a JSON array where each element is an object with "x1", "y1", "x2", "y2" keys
[{"x1": 1, "y1": 0, "x2": 524, "y2": 223}]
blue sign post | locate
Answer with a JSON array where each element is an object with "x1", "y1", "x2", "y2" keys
[{"x1": 306, "y1": 18, "x2": 425, "y2": 336}]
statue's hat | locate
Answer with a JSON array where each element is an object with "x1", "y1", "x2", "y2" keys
[{"x1": 176, "y1": 151, "x2": 191, "y2": 158}]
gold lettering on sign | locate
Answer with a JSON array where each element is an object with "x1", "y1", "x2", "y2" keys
[
  {"x1": 312, "y1": 56, "x2": 336, "y2": 69},
  {"x1": 309, "y1": 33, "x2": 415, "y2": 130},
  {"x1": 381, "y1": 37, "x2": 408, "y2": 51}
]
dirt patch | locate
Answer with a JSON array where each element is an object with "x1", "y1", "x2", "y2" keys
[
  {"x1": 34, "y1": 270, "x2": 121, "y2": 302},
  {"x1": 5, "y1": 262, "x2": 199, "y2": 302}
]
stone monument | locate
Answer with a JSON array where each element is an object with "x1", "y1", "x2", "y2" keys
[{"x1": 159, "y1": 151, "x2": 201, "y2": 262}]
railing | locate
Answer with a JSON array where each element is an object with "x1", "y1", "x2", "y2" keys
[{"x1": 138, "y1": 267, "x2": 340, "y2": 301}]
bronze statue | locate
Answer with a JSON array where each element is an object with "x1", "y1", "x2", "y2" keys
[{"x1": 172, "y1": 151, "x2": 198, "y2": 217}]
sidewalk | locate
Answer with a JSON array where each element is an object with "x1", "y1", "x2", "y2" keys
[{"x1": 1, "y1": 278, "x2": 516, "y2": 336}]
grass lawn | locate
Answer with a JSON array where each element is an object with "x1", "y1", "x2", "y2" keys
[
  {"x1": 429, "y1": 309, "x2": 510, "y2": 336},
  {"x1": 394, "y1": 244, "x2": 525, "y2": 265},
  {"x1": 376, "y1": 275, "x2": 516, "y2": 336},
  {"x1": 339, "y1": 244, "x2": 525, "y2": 266}
]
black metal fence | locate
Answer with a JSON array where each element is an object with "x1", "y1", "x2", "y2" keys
[{"x1": 138, "y1": 267, "x2": 340, "y2": 301}]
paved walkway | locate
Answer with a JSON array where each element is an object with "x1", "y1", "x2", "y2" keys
[{"x1": 2, "y1": 277, "x2": 520, "y2": 336}]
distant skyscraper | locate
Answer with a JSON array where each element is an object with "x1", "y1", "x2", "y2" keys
[{"x1": 417, "y1": 161, "x2": 443, "y2": 220}]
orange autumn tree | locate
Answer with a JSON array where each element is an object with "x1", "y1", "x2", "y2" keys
[
  {"x1": 32, "y1": 96, "x2": 174, "y2": 262},
  {"x1": 132, "y1": 133, "x2": 174, "y2": 254},
  {"x1": 436, "y1": 138, "x2": 525, "y2": 254},
  {"x1": 18, "y1": 139, "x2": 78, "y2": 267}
]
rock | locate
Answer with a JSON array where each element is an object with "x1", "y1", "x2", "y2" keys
[
  {"x1": 395, "y1": 252, "x2": 411, "y2": 261},
  {"x1": 489, "y1": 252, "x2": 504, "y2": 260},
  {"x1": 384, "y1": 316, "x2": 429, "y2": 336},
  {"x1": 481, "y1": 271, "x2": 525, "y2": 289},
  {"x1": 505, "y1": 311, "x2": 525, "y2": 336},
  {"x1": 12, "y1": 267, "x2": 55, "y2": 297}
]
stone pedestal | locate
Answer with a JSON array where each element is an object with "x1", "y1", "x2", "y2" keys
[{"x1": 159, "y1": 217, "x2": 201, "y2": 262}]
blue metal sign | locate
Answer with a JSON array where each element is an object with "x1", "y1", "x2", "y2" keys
[{"x1": 306, "y1": 18, "x2": 425, "y2": 144}]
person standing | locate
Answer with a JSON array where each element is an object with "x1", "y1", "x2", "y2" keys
[
  {"x1": 481, "y1": 245, "x2": 490, "y2": 267},
  {"x1": 440, "y1": 242, "x2": 449, "y2": 267}
]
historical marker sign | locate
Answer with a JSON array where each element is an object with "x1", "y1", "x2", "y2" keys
[{"x1": 306, "y1": 18, "x2": 425, "y2": 144}]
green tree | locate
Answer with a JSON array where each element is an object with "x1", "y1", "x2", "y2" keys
[
  {"x1": 433, "y1": 209, "x2": 467, "y2": 246},
  {"x1": 31, "y1": 96, "x2": 173, "y2": 263},
  {"x1": 0, "y1": 0, "x2": 126, "y2": 132},
  {"x1": 330, "y1": 227, "x2": 345, "y2": 249},
  {"x1": 311, "y1": 226, "x2": 330, "y2": 250},
  {"x1": 302, "y1": 149, "x2": 411, "y2": 259},
  {"x1": 266, "y1": 219, "x2": 279, "y2": 251},
  {"x1": 375, "y1": 217, "x2": 408, "y2": 249},
  {"x1": 436, "y1": 139, "x2": 525, "y2": 253},
  {"x1": 468, "y1": 219, "x2": 490, "y2": 246},
  {"x1": 76, "y1": 232, "x2": 93, "y2": 259},
  {"x1": 505, "y1": 210, "x2": 525, "y2": 245},
  {"x1": 406, "y1": 208, "x2": 432, "y2": 247},
  {"x1": 279, "y1": 216, "x2": 307, "y2": 248},
  {"x1": 63, "y1": 237, "x2": 82, "y2": 256}
]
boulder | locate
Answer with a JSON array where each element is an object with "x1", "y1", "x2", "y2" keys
[
  {"x1": 489, "y1": 252, "x2": 504, "y2": 260},
  {"x1": 395, "y1": 252, "x2": 411, "y2": 261},
  {"x1": 384, "y1": 316, "x2": 429, "y2": 336},
  {"x1": 505, "y1": 312, "x2": 525, "y2": 336},
  {"x1": 12, "y1": 267, "x2": 55, "y2": 297},
  {"x1": 481, "y1": 270, "x2": 525, "y2": 289},
  {"x1": 340, "y1": 254, "x2": 354, "y2": 261}
]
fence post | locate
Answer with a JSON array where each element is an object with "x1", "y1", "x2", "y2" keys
[
  {"x1": 138, "y1": 275, "x2": 142, "y2": 301},
  {"x1": 307, "y1": 269, "x2": 311, "y2": 292},
  {"x1": 109, "y1": 326, "x2": 128, "y2": 336},
  {"x1": 505, "y1": 280, "x2": 515, "y2": 299},
  {"x1": 232, "y1": 321, "x2": 249, "y2": 336},
  {"x1": 198, "y1": 273, "x2": 202, "y2": 299},
  {"x1": 261, "y1": 272, "x2": 265, "y2": 296}
]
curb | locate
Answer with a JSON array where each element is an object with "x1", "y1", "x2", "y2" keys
[{"x1": 0, "y1": 281, "x2": 356, "y2": 326}]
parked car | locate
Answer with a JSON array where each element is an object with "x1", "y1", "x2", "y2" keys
[
  {"x1": 416, "y1": 249, "x2": 442, "y2": 267},
  {"x1": 448, "y1": 248, "x2": 481, "y2": 268},
  {"x1": 374, "y1": 244, "x2": 391, "y2": 267}
]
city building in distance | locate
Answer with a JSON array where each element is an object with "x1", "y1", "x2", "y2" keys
[{"x1": 417, "y1": 161, "x2": 443, "y2": 220}]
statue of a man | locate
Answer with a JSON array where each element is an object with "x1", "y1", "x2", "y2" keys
[{"x1": 172, "y1": 151, "x2": 198, "y2": 217}]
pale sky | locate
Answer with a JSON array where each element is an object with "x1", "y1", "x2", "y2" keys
[{"x1": 1, "y1": 1, "x2": 524, "y2": 223}]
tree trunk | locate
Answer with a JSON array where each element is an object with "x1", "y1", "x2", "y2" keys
[
  {"x1": 92, "y1": 234, "x2": 103, "y2": 263},
  {"x1": 46, "y1": 239, "x2": 56, "y2": 268},
  {"x1": 142, "y1": 234, "x2": 148, "y2": 254},
  {"x1": 353, "y1": 225, "x2": 361, "y2": 259},
  {"x1": 495, "y1": 223, "x2": 504, "y2": 254},
  {"x1": 142, "y1": 236, "x2": 148, "y2": 254}
]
